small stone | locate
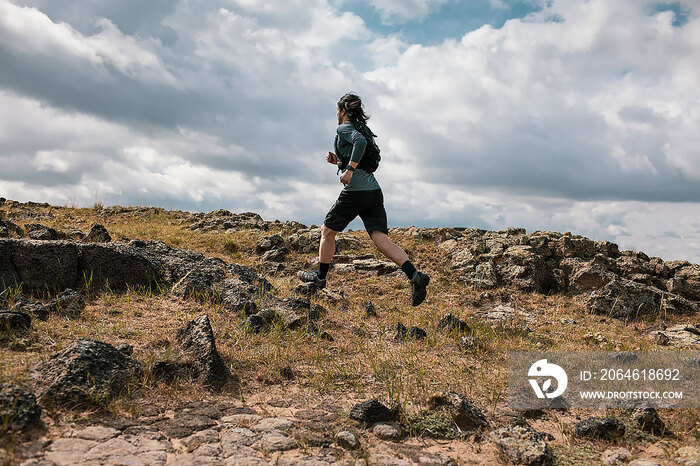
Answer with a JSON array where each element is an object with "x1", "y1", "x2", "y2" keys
[
  {"x1": 428, "y1": 391, "x2": 488, "y2": 431},
  {"x1": 262, "y1": 247, "x2": 289, "y2": 263},
  {"x1": 602, "y1": 447, "x2": 632, "y2": 465},
  {"x1": 437, "y1": 313, "x2": 470, "y2": 333},
  {"x1": 114, "y1": 343, "x2": 134, "y2": 356},
  {"x1": 373, "y1": 422, "x2": 404, "y2": 441},
  {"x1": 308, "y1": 304, "x2": 325, "y2": 321},
  {"x1": 394, "y1": 322, "x2": 427, "y2": 341},
  {"x1": 350, "y1": 399, "x2": 394, "y2": 423},
  {"x1": 365, "y1": 301, "x2": 378, "y2": 317},
  {"x1": 335, "y1": 430, "x2": 360, "y2": 450},
  {"x1": 574, "y1": 417, "x2": 625, "y2": 440},
  {"x1": 84, "y1": 223, "x2": 111, "y2": 242}
]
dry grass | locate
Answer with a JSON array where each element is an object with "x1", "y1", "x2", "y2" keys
[{"x1": 1, "y1": 202, "x2": 699, "y2": 464}]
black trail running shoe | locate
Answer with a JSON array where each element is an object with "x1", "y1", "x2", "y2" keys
[
  {"x1": 296, "y1": 270, "x2": 327, "y2": 289},
  {"x1": 410, "y1": 271, "x2": 430, "y2": 306}
]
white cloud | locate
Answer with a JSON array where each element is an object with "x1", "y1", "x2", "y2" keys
[
  {"x1": 1, "y1": 0, "x2": 699, "y2": 264},
  {"x1": 0, "y1": 1, "x2": 175, "y2": 83},
  {"x1": 367, "y1": 0, "x2": 448, "y2": 23}
]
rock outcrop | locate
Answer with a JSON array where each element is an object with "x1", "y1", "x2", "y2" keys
[
  {"x1": 32, "y1": 339, "x2": 143, "y2": 408},
  {"x1": 0, "y1": 383, "x2": 42, "y2": 433},
  {"x1": 429, "y1": 228, "x2": 699, "y2": 318}
]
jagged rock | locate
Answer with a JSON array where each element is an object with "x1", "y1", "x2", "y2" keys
[
  {"x1": 32, "y1": 339, "x2": 143, "y2": 408},
  {"x1": 568, "y1": 265, "x2": 616, "y2": 293},
  {"x1": 262, "y1": 247, "x2": 288, "y2": 263},
  {"x1": 12, "y1": 289, "x2": 84, "y2": 320},
  {"x1": 308, "y1": 304, "x2": 325, "y2": 321},
  {"x1": 587, "y1": 278, "x2": 698, "y2": 318},
  {"x1": 0, "y1": 217, "x2": 22, "y2": 238},
  {"x1": 1, "y1": 240, "x2": 270, "y2": 318},
  {"x1": 255, "y1": 234, "x2": 284, "y2": 254},
  {"x1": 634, "y1": 406, "x2": 666, "y2": 435},
  {"x1": 83, "y1": 223, "x2": 111, "y2": 242},
  {"x1": 25, "y1": 223, "x2": 58, "y2": 240},
  {"x1": 437, "y1": 313, "x2": 470, "y2": 333},
  {"x1": 0, "y1": 383, "x2": 42, "y2": 433},
  {"x1": 394, "y1": 322, "x2": 427, "y2": 341},
  {"x1": 0, "y1": 309, "x2": 31, "y2": 332},
  {"x1": 491, "y1": 425, "x2": 553, "y2": 466},
  {"x1": 428, "y1": 391, "x2": 488, "y2": 431},
  {"x1": 175, "y1": 315, "x2": 233, "y2": 390},
  {"x1": 293, "y1": 282, "x2": 318, "y2": 296},
  {"x1": 365, "y1": 301, "x2": 377, "y2": 317},
  {"x1": 52, "y1": 289, "x2": 85, "y2": 317},
  {"x1": 245, "y1": 309, "x2": 278, "y2": 333},
  {"x1": 669, "y1": 264, "x2": 700, "y2": 301},
  {"x1": 349, "y1": 399, "x2": 394, "y2": 423},
  {"x1": 574, "y1": 417, "x2": 625, "y2": 440}
]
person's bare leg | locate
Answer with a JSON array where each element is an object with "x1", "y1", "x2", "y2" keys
[
  {"x1": 371, "y1": 230, "x2": 429, "y2": 306},
  {"x1": 319, "y1": 224, "x2": 338, "y2": 264},
  {"x1": 370, "y1": 231, "x2": 408, "y2": 266}
]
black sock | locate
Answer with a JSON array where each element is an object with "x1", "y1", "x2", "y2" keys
[
  {"x1": 318, "y1": 262, "x2": 330, "y2": 279},
  {"x1": 401, "y1": 260, "x2": 417, "y2": 280}
]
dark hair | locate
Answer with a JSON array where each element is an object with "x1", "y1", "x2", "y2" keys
[{"x1": 338, "y1": 93, "x2": 370, "y2": 123}]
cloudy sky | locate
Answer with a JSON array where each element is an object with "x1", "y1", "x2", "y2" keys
[{"x1": 1, "y1": 0, "x2": 699, "y2": 263}]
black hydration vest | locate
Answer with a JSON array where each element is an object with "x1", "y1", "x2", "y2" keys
[{"x1": 335, "y1": 121, "x2": 381, "y2": 173}]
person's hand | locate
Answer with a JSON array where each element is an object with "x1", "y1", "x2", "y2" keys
[
  {"x1": 326, "y1": 151, "x2": 338, "y2": 164},
  {"x1": 340, "y1": 169, "x2": 353, "y2": 185}
]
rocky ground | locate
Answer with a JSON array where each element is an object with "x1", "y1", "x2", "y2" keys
[{"x1": 0, "y1": 197, "x2": 699, "y2": 465}]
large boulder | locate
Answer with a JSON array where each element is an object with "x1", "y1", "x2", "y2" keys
[
  {"x1": 0, "y1": 384, "x2": 42, "y2": 433},
  {"x1": 1, "y1": 240, "x2": 80, "y2": 292},
  {"x1": 32, "y1": 339, "x2": 143, "y2": 408}
]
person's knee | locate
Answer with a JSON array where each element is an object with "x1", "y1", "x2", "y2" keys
[{"x1": 321, "y1": 224, "x2": 337, "y2": 239}]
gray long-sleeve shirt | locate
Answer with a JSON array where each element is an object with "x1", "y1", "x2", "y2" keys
[{"x1": 335, "y1": 122, "x2": 381, "y2": 191}]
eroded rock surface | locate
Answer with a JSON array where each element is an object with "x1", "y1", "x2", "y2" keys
[{"x1": 31, "y1": 339, "x2": 143, "y2": 408}]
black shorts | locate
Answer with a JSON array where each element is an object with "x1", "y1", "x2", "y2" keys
[{"x1": 323, "y1": 189, "x2": 388, "y2": 236}]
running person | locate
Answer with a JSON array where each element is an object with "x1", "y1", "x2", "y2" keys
[{"x1": 297, "y1": 93, "x2": 430, "y2": 306}]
